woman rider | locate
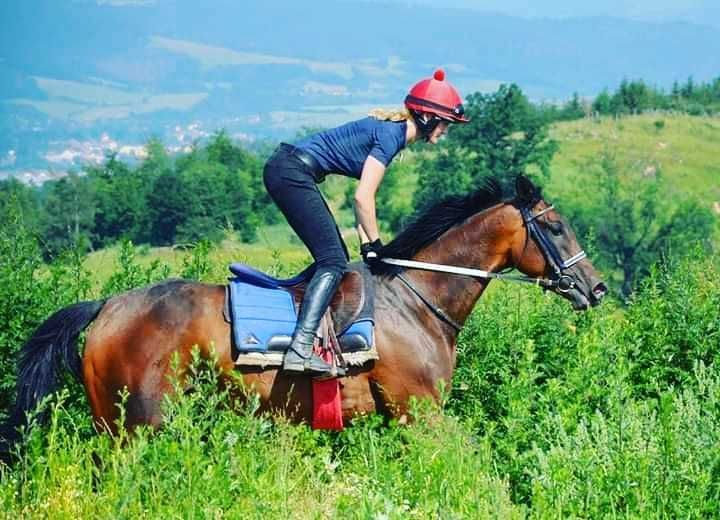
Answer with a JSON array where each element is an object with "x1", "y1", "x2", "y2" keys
[{"x1": 263, "y1": 69, "x2": 469, "y2": 377}]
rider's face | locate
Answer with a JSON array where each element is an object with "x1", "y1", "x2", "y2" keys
[{"x1": 427, "y1": 121, "x2": 450, "y2": 144}]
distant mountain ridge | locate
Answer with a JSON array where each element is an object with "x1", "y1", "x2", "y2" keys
[
  {"x1": 1, "y1": 0, "x2": 719, "y2": 177},
  {"x1": 378, "y1": 0, "x2": 720, "y2": 29}
]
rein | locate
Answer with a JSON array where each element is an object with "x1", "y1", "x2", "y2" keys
[
  {"x1": 381, "y1": 203, "x2": 587, "y2": 332},
  {"x1": 395, "y1": 272, "x2": 462, "y2": 331},
  {"x1": 381, "y1": 257, "x2": 574, "y2": 292}
]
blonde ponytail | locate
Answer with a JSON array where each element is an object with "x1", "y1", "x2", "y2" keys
[{"x1": 368, "y1": 107, "x2": 411, "y2": 122}]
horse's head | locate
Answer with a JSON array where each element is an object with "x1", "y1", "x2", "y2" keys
[{"x1": 508, "y1": 175, "x2": 607, "y2": 310}]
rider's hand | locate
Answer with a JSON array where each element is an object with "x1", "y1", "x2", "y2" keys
[{"x1": 361, "y1": 239, "x2": 383, "y2": 267}]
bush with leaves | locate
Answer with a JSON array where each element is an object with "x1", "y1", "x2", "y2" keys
[
  {"x1": 0, "y1": 230, "x2": 717, "y2": 516},
  {"x1": 449, "y1": 248, "x2": 720, "y2": 512},
  {"x1": 0, "y1": 200, "x2": 92, "y2": 410}
]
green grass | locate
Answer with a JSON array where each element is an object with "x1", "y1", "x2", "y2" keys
[
  {"x1": 32, "y1": 76, "x2": 143, "y2": 106},
  {"x1": 2, "y1": 198, "x2": 720, "y2": 516},
  {"x1": 84, "y1": 226, "x2": 309, "y2": 286},
  {"x1": 547, "y1": 113, "x2": 720, "y2": 206},
  {"x1": 3, "y1": 112, "x2": 720, "y2": 516}
]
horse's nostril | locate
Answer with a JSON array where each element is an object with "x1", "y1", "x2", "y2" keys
[{"x1": 592, "y1": 282, "x2": 608, "y2": 300}]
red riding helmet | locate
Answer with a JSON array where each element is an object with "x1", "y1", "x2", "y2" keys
[{"x1": 404, "y1": 69, "x2": 470, "y2": 124}]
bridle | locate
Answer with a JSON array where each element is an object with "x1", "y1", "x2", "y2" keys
[
  {"x1": 381, "y1": 200, "x2": 588, "y2": 331},
  {"x1": 519, "y1": 203, "x2": 586, "y2": 293}
]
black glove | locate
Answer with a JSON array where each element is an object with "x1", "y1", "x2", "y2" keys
[{"x1": 361, "y1": 239, "x2": 383, "y2": 267}]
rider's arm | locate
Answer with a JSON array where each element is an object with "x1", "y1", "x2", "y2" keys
[{"x1": 354, "y1": 155, "x2": 386, "y2": 243}]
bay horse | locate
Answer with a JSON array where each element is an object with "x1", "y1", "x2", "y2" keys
[{"x1": 1, "y1": 176, "x2": 606, "y2": 450}]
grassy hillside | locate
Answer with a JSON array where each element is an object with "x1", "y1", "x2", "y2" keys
[
  {"x1": 84, "y1": 226, "x2": 312, "y2": 287},
  {"x1": 547, "y1": 113, "x2": 720, "y2": 208}
]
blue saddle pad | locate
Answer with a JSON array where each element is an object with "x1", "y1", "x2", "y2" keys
[
  {"x1": 228, "y1": 274, "x2": 373, "y2": 355},
  {"x1": 229, "y1": 262, "x2": 314, "y2": 289}
]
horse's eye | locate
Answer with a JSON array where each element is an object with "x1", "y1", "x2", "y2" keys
[{"x1": 546, "y1": 221, "x2": 563, "y2": 236}]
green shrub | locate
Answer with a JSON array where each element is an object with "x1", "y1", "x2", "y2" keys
[
  {"x1": 622, "y1": 252, "x2": 720, "y2": 396},
  {"x1": 529, "y1": 364, "x2": 720, "y2": 518},
  {"x1": 0, "y1": 201, "x2": 92, "y2": 410},
  {"x1": 100, "y1": 239, "x2": 171, "y2": 296},
  {"x1": 447, "y1": 248, "x2": 720, "y2": 510}
]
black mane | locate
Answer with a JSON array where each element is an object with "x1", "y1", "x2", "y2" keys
[{"x1": 376, "y1": 177, "x2": 506, "y2": 276}]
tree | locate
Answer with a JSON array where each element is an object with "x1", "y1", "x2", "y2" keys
[
  {"x1": 176, "y1": 136, "x2": 262, "y2": 243},
  {"x1": 559, "y1": 92, "x2": 586, "y2": 121},
  {"x1": 147, "y1": 170, "x2": 192, "y2": 245},
  {"x1": 0, "y1": 178, "x2": 41, "y2": 232},
  {"x1": 592, "y1": 89, "x2": 613, "y2": 115},
  {"x1": 177, "y1": 160, "x2": 237, "y2": 243},
  {"x1": 40, "y1": 172, "x2": 96, "y2": 257},
  {"x1": 86, "y1": 153, "x2": 151, "y2": 246},
  {"x1": 206, "y1": 130, "x2": 252, "y2": 172},
  {"x1": 567, "y1": 149, "x2": 715, "y2": 297},
  {"x1": 413, "y1": 83, "x2": 558, "y2": 210},
  {"x1": 137, "y1": 137, "x2": 172, "y2": 180},
  {"x1": 413, "y1": 147, "x2": 477, "y2": 212},
  {"x1": 375, "y1": 155, "x2": 420, "y2": 233},
  {"x1": 612, "y1": 79, "x2": 654, "y2": 114}
]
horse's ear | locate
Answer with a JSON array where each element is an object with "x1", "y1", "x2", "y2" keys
[{"x1": 515, "y1": 175, "x2": 537, "y2": 204}]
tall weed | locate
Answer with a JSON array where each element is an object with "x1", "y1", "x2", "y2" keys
[{"x1": 0, "y1": 356, "x2": 520, "y2": 518}]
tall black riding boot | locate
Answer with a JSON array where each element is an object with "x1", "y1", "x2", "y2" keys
[{"x1": 283, "y1": 268, "x2": 343, "y2": 376}]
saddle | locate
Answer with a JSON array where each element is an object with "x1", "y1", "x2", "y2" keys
[{"x1": 225, "y1": 262, "x2": 377, "y2": 368}]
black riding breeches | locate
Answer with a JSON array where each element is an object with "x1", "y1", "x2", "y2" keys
[{"x1": 263, "y1": 147, "x2": 349, "y2": 276}]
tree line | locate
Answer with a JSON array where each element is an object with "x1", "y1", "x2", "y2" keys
[
  {"x1": 0, "y1": 132, "x2": 280, "y2": 257},
  {"x1": 542, "y1": 76, "x2": 720, "y2": 120}
]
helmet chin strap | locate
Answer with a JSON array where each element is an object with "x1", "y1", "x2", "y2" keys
[{"x1": 411, "y1": 110, "x2": 441, "y2": 141}]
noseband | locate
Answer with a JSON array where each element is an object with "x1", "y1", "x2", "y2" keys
[{"x1": 519, "y1": 204, "x2": 586, "y2": 293}]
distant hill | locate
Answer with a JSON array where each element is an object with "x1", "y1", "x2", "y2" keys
[
  {"x1": 1, "y1": 0, "x2": 719, "y2": 178},
  {"x1": 380, "y1": 0, "x2": 720, "y2": 29}
]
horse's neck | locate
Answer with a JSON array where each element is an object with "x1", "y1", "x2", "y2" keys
[{"x1": 408, "y1": 203, "x2": 511, "y2": 327}]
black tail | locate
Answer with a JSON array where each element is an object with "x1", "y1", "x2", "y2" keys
[{"x1": 0, "y1": 299, "x2": 106, "y2": 457}]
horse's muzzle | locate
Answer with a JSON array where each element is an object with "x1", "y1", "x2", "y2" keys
[{"x1": 590, "y1": 282, "x2": 608, "y2": 306}]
